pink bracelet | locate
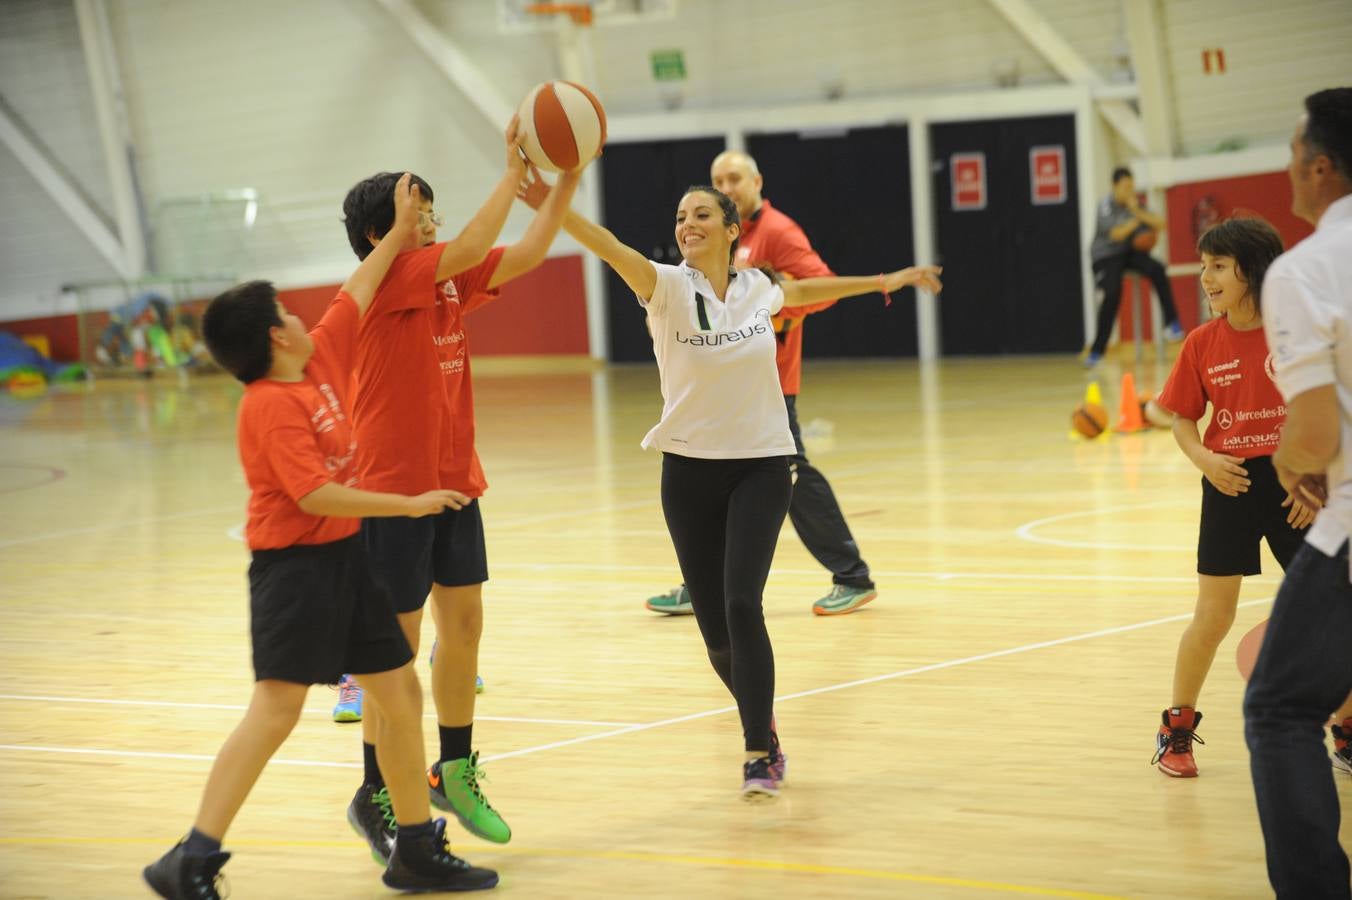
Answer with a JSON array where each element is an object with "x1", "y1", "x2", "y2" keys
[{"x1": 877, "y1": 273, "x2": 892, "y2": 306}]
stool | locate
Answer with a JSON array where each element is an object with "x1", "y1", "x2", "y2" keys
[{"x1": 1115, "y1": 274, "x2": 1166, "y2": 362}]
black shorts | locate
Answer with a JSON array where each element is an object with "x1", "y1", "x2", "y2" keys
[
  {"x1": 362, "y1": 499, "x2": 488, "y2": 614},
  {"x1": 1197, "y1": 455, "x2": 1309, "y2": 576},
  {"x1": 248, "y1": 535, "x2": 413, "y2": 684}
]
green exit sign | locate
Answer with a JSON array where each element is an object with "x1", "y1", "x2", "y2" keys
[{"x1": 650, "y1": 49, "x2": 686, "y2": 82}]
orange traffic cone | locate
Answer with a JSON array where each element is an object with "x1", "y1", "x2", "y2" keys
[{"x1": 1117, "y1": 371, "x2": 1146, "y2": 432}]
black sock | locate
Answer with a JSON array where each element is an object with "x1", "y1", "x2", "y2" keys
[
  {"x1": 183, "y1": 828, "x2": 221, "y2": 857},
  {"x1": 438, "y1": 724, "x2": 472, "y2": 763},
  {"x1": 362, "y1": 741, "x2": 384, "y2": 788},
  {"x1": 396, "y1": 819, "x2": 435, "y2": 847}
]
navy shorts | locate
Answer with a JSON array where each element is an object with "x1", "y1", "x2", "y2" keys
[
  {"x1": 362, "y1": 499, "x2": 489, "y2": 614},
  {"x1": 1197, "y1": 455, "x2": 1308, "y2": 576},
  {"x1": 247, "y1": 535, "x2": 412, "y2": 684}
]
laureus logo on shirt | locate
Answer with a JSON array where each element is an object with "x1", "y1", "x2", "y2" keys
[{"x1": 676, "y1": 309, "x2": 773, "y2": 347}]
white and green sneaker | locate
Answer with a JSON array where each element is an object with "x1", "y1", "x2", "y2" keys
[
  {"x1": 428, "y1": 751, "x2": 511, "y2": 843},
  {"x1": 811, "y1": 584, "x2": 877, "y2": 616},
  {"x1": 645, "y1": 584, "x2": 693, "y2": 615}
]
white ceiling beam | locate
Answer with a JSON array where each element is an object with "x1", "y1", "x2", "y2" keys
[
  {"x1": 985, "y1": 0, "x2": 1146, "y2": 154},
  {"x1": 1121, "y1": 0, "x2": 1176, "y2": 156},
  {"x1": 373, "y1": 0, "x2": 515, "y2": 132},
  {"x1": 0, "y1": 96, "x2": 132, "y2": 279},
  {"x1": 75, "y1": 0, "x2": 148, "y2": 278}
]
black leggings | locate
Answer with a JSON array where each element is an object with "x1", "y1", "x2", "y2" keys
[{"x1": 661, "y1": 452, "x2": 791, "y2": 751}]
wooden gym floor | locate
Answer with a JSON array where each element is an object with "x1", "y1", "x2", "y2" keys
[{"x1": 1, "y1": 354, "x2": 1347, "y2": 898}]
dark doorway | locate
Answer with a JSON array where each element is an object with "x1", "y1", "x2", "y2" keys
[
  {"x1": 930, "y1": 115, "x2": 1082, "y2": 354},
  {"x1": 747, "y1": 124, "x2": 916, "y2": 358}
]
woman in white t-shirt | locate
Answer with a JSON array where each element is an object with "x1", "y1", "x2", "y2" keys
[{"x1": 525, "y1": 179, "x2": 940, "y2": 800}]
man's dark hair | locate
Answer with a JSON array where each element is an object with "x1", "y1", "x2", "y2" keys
[
  {"x1": 342, "y1": 171, "x2": 434, "y2": 260},
  {"x1": 1302, "y1": 87, "x2": 1352, "y2": 181},
  {"x1": 1196, "y1": 217, "x2": 1284, "y2": 315},
  {"x1": 1111, "y1": 166, "x2": 1132, "y2": 184},
  {"x1": 202, "y1": 280, "x2": 283, "y2": 383},
  {"x1": 682, "y1": 185, "x2": 741, "y2": 263}
]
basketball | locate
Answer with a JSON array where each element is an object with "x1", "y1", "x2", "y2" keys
[
  {"x1": 516, "y1": 81, "x2": 607, "y2": 174},
  {"x1": 1131, "y1": 227, "x2": 1158, "y2": 252},
  {"x1": 1071, "y1": 401, "x2": 1109, "y2": 438}
]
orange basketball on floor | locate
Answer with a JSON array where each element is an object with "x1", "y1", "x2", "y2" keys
[
  {"x1": 1071, "y1": 401, "x2": 1109, "y2": 438},
  {"x1": 517, "y1": 81, "x2": 607, "y2": 174},
  {"x1": 1236, "y1": 619, "x2": 1267, "y2": 681},
  {"x1": 1132, "y1": 228, "x2": 1158, "y2": 252}
]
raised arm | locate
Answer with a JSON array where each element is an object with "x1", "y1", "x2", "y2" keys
[
  {"x1": 340, "y1": 173, "x2": 419, "y2": 316},
  {"x1": 517, "y1": 168, "x2": 655, "y2": 300},
  {"x1": 434, "y1": 116, "x2": 528, "y2": 283},
  {"x1": 781, "y1": 265, "x2": 942, "y2": 308},
  {"x1": 488, "y1": 166, "x2": 584, "y2": 288}
]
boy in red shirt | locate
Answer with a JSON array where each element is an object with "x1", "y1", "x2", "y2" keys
[
  {"x1": 339, "y1": 145, "x2": 587, "y2": 855},
  {"x1": 1151, "y1": 217, "x2": 1331, "y2": 778},
  {"x1": 143, "y1": 175, "x2": 499, "y2": 898}
]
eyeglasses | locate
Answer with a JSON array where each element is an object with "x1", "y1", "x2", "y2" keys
[{"x1": 418, "y1": 210, "x2": 444, "y2": 228}]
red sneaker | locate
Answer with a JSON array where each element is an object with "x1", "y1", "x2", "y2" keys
[
  {"x1": 1333, "y1": 718, "x2": 1352, "y2": 776},
  {"x1": 1152, "y1": 707, "x2": 1204, "y2": 777}
]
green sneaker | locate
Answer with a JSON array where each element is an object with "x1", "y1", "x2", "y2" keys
[
  {"x1": 645, "y1": 584, "x2": 693, "y2": 615},
  {"x1": 811, "y1": 584, "x2": 877, "y2": 616},
  {"x1": 427, "y1": 751, "x2": 511, "y2": 843}
]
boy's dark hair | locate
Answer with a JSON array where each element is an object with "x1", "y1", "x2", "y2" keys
[
  {"x1": 202, "y1": 280, "x2": 283, "y2": 383},
  {"x1": 1303, "y1": 87, "x2": 1352, "y2": 181},
  {"x1": 682, "y1": 185, "x2": 741, "y2": 263},
  {"x1": 1111, "y1": 166, "x2": 1133, "y2": 184},
  {"x1": 342, "y1": 171, "x2": 434, "y2": 260},
  {"x1": 1196, "y1": 217, "x2": 1284, "y2": 315}
]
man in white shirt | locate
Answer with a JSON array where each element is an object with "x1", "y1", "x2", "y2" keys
[{"x1": 1247, "y1": 87, "x2": 1352, "y2": 900}]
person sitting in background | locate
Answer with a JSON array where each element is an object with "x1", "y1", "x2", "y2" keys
[{"x1": 1085, "y1": 167, "x2": 1185, "y2": 367}]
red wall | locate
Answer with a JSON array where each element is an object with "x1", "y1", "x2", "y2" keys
[
  {"x1": 1163, "y1": 170, "x2": 1312, "y2": 331},
  {"x1": 2, "y1": 253, "x2": 590, "y2": 363},
  {"x1": 1118, "y1": 170, "x2": 1310, "y2": 340},
  {"x1": 2, "y1": 314, "x2": 82, "y2": 362},
  {"x1": 280, "y1": 254, "x2": 589, "y2": 355}
]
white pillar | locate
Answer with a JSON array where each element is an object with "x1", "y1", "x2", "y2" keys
[{"x1": 908, "y1": 117, "x2": 939, "y2": 361}]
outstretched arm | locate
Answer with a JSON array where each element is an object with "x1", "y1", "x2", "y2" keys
[
  {"x1": 298, "y1": 483, "x2": 470, "y2": 519},
  {"x1": 518, "y1": 169, "x2": 655, "y2": 300},
  {"x1": 434, "y1": 116, "x2": 528, "y2": 283},
  {"x1": 341, "y1": 173, "x2": 420, "y2": 317},
  {"x1": 781, "y1": 265, "x2": 942, "y2": 308},
  {"x1": 488, "y1": 166, "x2": 584, "y2": 288}
]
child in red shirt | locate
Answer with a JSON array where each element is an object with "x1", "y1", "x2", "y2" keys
[
  {"x1": 1152, "y1": 217, "x2": 1320, "y2": 778},
  {"x1": 337, "y1": 131, "x2": 587, "y2": 856},
  {"x1": 143, "y1": 176, "x2": 498, "y2": 898}
]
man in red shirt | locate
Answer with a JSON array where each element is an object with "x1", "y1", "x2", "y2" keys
[{"x1": 644, "y1": 150, "x2": 877, "y2": 617}]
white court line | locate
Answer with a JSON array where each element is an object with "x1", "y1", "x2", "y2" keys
[
  {"x1": 0, "y1": 505, "x2": 241, "y2": 550},
  {"x1": 0, "y1": 694, "x2": 637, "y2": 728},
  {"x1": 0, "y1": 744, "x2": 360, "y2": 768},
  {"x1": 0, "y1": 598, "x2": 1273, "y2": 769},
  {"x1": 1014, "y1": 500, "x2": 1196, "y2": 551},
  {"x1": 475, "y1": 596, "x2": 1274, "y2": 764}
]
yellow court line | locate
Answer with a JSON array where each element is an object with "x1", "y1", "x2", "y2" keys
[{"x1": 0, "y1": 837, "x2": 1127, "y2": 899}]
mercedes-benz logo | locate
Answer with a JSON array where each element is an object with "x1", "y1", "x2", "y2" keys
[{"x1": 1217, "y1": 408, "x2": 1233, "y2": 429}]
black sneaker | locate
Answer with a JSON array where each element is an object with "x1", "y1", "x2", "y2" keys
[
  {"x1": 347, "y1": 783, "x2": 397, "y2": 866},
  {"x1": 143, "y1": 840, "x2": 230, "y2": 900},
  {"x1": 382, "y1": 818, "x2": 499, "y2": 892}
]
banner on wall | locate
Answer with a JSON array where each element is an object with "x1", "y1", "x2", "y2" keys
[
  {"x1": 1030, "y1": 145, "x2": 1066, "y2": 205},
  {"x1": 951, "y1": 152, "x2": 987, "y2": 211}
]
